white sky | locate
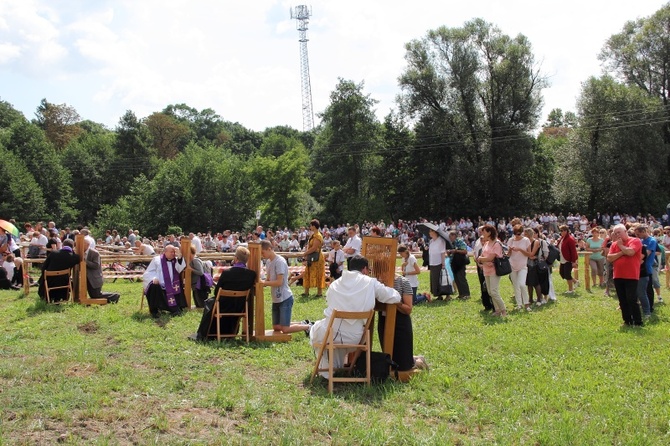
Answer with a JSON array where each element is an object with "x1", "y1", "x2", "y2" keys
[{"x1": 0, "y1": 0, "x2": 667, "y2": 131}]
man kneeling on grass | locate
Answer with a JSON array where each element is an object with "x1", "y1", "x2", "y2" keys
[{"x1": 260, "y1": 240, "x2": 311, "y2": 335}]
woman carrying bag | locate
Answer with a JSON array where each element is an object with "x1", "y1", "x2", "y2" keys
[
  {"x1": 302, "y1": 219, "x2": 326, "y2": 297},
  {"x1": 475, "y1": 224, "x2": 508, "y2": 317}
]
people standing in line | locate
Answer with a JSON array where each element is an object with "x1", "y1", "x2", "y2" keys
[
  {"x1": 448, "y1": 231, "x2": 470, "y2": 300},
  {"x1": 474, "y1": 227, "x2": 494, "y2": 312},
  {"x1": 607, "y1": 224, "x2": 643, "y2": 326},
  {"x1": 475, "y1": 225, "x2": 507, "y2": 317},
  {"x1": 507, "y1": 224, "x2": 532, "y2": 311},
  {"x1": 526, "y1": 228, "x2": 549, "y2": 306},
  {"x1": 558, "y1": 225, "x2": 578, "y2": 295},
  {"x1": 428, "y1": 228, "x2": 449, "y2": 301},
  {"x1": 586, "y1": 227, "x2": 605, "y2": 288},
  {"x1": 635, "y1": 225, "x2": 657, "y2": 318}
]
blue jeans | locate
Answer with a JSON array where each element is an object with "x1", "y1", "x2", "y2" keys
[
  {"x1": 272, "y1": 295, "x2": 294, "y2": 326},
  {"x1": 637, "y1": 276, "x2": 651, "y2": 316}
]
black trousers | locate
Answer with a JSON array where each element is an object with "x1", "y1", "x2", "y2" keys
[
  {"x1": 477, "y1": 266, "x2": 494, "y2": 310},
  {"x1": 452, "y1": 266, "x2": 470, "y2": 297},
  {"x1": 614, "y1": 278, "x2": 642, "y2": 326}
]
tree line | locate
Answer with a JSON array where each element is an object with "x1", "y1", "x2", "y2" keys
[{"x1": 2, "y1": 7, "x2": 670, "y2": 237}]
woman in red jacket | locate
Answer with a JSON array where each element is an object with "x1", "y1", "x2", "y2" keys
[{"x1": 558, "y1": 225, "x2": 578, "y2": 295}]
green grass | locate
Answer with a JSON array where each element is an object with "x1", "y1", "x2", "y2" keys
[{"x1": 1, "y1": 267, "x2": 670, "y2": 445}]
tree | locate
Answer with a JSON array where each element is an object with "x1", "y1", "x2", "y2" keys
[
  {"x1": 556, "y1": 76, "x2": 666, "y2": 213},
  {"x1": 398, "y1": 19, "x2": 546, "y2": 217},
  {"x1": 62, "y1": 131, "x2": 117, "y2": 224},
  {"x1": 34, "y1": 98, "x2": 83, "y2": 150},
  {"x1": 249, "y1": 140, "x2": 313, "y2": 228},
  {"x1": 5, "y1": 120, "x2": 77, "y2": 222},
  {"x1": 311, "y1": 79, "x2": 383, "y2": 223},
  {"x1": 145, "y1": 112, "x2": 190, "y2": 159},
  {"x1": 600, "y1": 3, "x2": 670, "y2": 194},
  {"x1": 112, "y1": 110, "x2": 156, "y2": 203},
  {"x1": 0, "y1": 143, "x2": 46, "y2": 220}
]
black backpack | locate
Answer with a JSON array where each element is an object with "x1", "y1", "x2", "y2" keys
[
  {"x1": 545, "y1": 242, "x2": 560, "y2": 266},
  {"x1": 353, "y1": 352, "x2": 399, "y2": 382}
]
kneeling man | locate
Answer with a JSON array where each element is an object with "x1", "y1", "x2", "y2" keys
[
  {"x1": 310, "y1": 255, "x2": 401, "y2": 376},
  {"x1": 143, "y1": 245, "x2": 187, "y2": 317}
]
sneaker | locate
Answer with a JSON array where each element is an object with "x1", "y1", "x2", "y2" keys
[
  {"x1": 564, "y1": 290, "x2": 576, "y2": 296},
  {"x1": 525, "y1": 306, "x2": 532, "y2": 312},
  {"x1": 658, "y1": 296, "x2": 664, "y2": 303},
  {"x1": 574, "y1": 280, "x2": 580, "y2": 288},
  {"x1": 535, "y1": 300, "x2": 543, "y2": 307},
  {"x1": 301, "y1": 319, "x2": 311, "y2": 325},
  {"x1": 514, "y1": 306, "x2": 522, "y2": 311}
]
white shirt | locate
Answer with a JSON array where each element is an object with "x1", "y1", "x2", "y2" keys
[
  {"x1": 191, "y1": 236, "x2": 203, "y2": 254},
  {"x1": 403, "y1": 254, "x2": 419, "y2": 288},
  {"x1": 428, "y1": 237, "x2": 446, "y2": 266},
  {"x1": 343, "y1": 235, "x2": 362, "y2": 259},
  {"x1": 3, "y1": 260, "x2": 15, "y2": 280},
  {"x1": 508, "y1": 236, "x2": 530, "y2": 271},
  {"x1": 328, "y1": 249, "x2": 345, "y2": 273},
  {"x1": 319, "y1": 270, "x2": 400, "y2": 328},
  {"x1": 142, "y1": 255, "x2": 186, "y2": 291}
]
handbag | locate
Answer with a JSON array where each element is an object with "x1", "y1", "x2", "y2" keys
[
  {"x1": 306, "y1": 251, "x2": 320, "y2": 266},
  {"x1": 494, "y1": 242, "x2": 512, "y2": 276},
  {"x1": 536, "y1": 240, "x2": 549, "y2": 272},
  {"x1": 439, "y1": 268, "x2": 453, "y2": 295}
]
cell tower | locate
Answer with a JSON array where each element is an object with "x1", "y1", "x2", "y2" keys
[{"x1": 290, "y1": 5, "x2": 315, "y2": 131}]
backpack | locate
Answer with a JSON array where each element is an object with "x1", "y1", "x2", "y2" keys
[
  {"x1": 353, "y1": 352, "x2": 399, "y2": 382},
  {"x1": 545, "y1": 241, "x2": 560, "y2": 266}
]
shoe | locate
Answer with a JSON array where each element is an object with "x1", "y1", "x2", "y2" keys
[
  {"x1": 514, "y1": 306, "x2": 522, "y2": 311},
  {"x1": 525, "y1": 306, "x2": 532, "y2": 312},
  {"x1": 564, "y1": 290, "x2": 576, "y2": 296},
  {"x1": 304, "y1": 322, "x2": 313, "y2": 337},
  {"x1": 548, "y1": 297, "x2": 557, "y2": 302},
  {"x1": 151, "y1": 312, "x2": 160, "y2": 319},
  {"x1": 574, "y1": 280, "x2": 580, "y2": 288},
  {"x1": 658, "y1": 297, "x2": 664, "y2": 303}
]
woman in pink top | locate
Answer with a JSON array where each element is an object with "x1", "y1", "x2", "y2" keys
[{"x1": 475, "y1": 225, "x2": 507, "y2": 317}]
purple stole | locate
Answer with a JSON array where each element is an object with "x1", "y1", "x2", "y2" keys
[{"x1": 161, "y1": 255, "x2": 181, "y2": 308}]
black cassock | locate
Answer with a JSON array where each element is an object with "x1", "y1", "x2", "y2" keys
[
  {"x1": 145, "y1": 283, "x2": 188, "y2": 316},
  {"x1": 196, "y1": 266, "x2": 256, "y2": 340}
]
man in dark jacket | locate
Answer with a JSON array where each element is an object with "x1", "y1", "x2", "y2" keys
[
  {"x1": 38, "y1": 239, "x2": 80, "y2": 302},
  {"x1": 191, "y1": 246, "x2": 257, "y2": 341},
  {"x1": 84, "y1": 239, "x2": 120, "y2": 303}
]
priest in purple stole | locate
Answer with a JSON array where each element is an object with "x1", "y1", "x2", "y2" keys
[{"x1": 143, "y1": 245, "x2": 188, "y2": 317}]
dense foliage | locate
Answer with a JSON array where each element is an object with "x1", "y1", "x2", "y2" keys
[{"x1": 2, "y1": 6, "x2": 670, "y2": 235}]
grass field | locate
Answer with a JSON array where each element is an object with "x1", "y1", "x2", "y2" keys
[{"x1": 1, "y1": 266, "x2": 669, "y2": 445}]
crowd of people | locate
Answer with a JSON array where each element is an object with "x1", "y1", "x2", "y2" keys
[{"x1": 3, "y1": 211, "x2": 668, "y2": 379}]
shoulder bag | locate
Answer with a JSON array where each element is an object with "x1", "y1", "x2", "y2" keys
[{"x1": 494, "y1": 241, "x2": 512, "y2": 276}]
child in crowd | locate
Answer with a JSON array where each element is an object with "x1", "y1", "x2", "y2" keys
[{"x1": 327, "y1": 240, "x2": 344, "y2": 281}]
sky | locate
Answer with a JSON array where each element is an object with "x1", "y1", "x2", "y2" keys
[{"x1": 0, "y1": 0, "x2": 667, "y2": 132}]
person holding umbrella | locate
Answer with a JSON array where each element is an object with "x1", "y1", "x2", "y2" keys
[{"x1": 418, "y1": 222, "x2": 452, "y2": 301}]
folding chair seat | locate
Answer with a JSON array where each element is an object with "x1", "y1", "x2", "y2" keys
[
  {"x1": 207, "y1": 289, "x2": 251, "y2": 342},
  {"x1": 310, "y1": 309, "x2": 374, "y2": 393}
]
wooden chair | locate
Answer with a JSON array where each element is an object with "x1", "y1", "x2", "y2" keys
[
  {"x1": 310, "y1": 309, "x2": 374, "y2": 393},
  {"x1": 208, "y1": 289, "x2": 251, "y2": 342},
  {"x1": 43, "y1": 269, "x2": 73, "y2": 304}
]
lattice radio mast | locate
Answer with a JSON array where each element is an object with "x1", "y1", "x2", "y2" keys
[{"x1": 290, "y1": 5, "x2": 314, "y2": 131}]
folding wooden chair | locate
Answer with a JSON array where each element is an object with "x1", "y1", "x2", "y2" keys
[
  {"x1": 43, "y1": 269, "x2": 73, "y2": 304},
  {"x1": 310, "y1": 309, "x2": 374, "y2": 393},
  {"x1": 207, "y1": 289, "x2": 251, "y2": 342}
]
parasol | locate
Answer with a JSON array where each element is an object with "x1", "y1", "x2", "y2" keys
[
  {"x1": 416, "y1": 222, "x2": 452, "y2": 245},
  {"x1": 0, "y1": 220, "x2": 19, "y2": 237}
]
